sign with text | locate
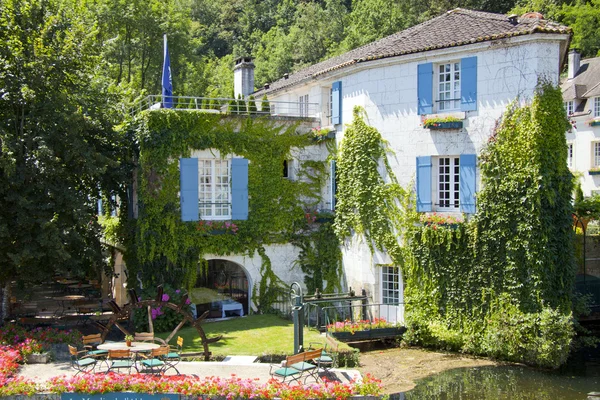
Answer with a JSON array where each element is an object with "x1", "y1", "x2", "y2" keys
[{"x1": 61, "y1": 393, "x2": 180, "y2": 400}]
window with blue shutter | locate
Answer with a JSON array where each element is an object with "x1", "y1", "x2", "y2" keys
[
  {"x1": 417, "y1": 63, "x2": 433, "y2": 115},
  {"x1": 416, "y1": 156, "x2": 432, "y2": 212},
  {"x1": 332, "y1": 81, "x2": 342, "y2": 125},
  {"x1": 459, "y1": 154, "x2": 477, "y2": 214},
  {"x1": 460, "y1": 57, "x2": 477, "y2": 111},
  {"x1": 180, "y1": 158, "x2": 199, "y2": 221},
  {"x1": 231, "y1": 158, "x2": 249, "y2": 220}
]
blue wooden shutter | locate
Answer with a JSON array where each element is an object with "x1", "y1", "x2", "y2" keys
[
  {"x1": 416, "y1": 156, "x2": 432, "y2": 212},
  {"x1": 460, "y1": 154, "x2": 477, "y2": 214},
  {"x1": 231, "y1": 158, "x2": 249, "y2": 220},
  {"x1": 332, "y1": 81, "x2": 342, "y2": 125},
  {"x1": 461, "y1": 57, "x2": 477, "y2": 111},
  {"x1": 417, "y1": 63, "x2": 433, "y2": 115},
  {"x1": 180, "y1": 158, "x2": 199, "y2": 221}
]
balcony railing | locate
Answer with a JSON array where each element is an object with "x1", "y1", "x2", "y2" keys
[{"x1": 132, "y1": 95, "x2": 320, "y2": 119}]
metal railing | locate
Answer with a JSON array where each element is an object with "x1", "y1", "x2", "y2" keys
[
  {"x1": 132, "y1": 95, "x2": 320, "y2": 119},
  {"x1": 307, "y1": 302, "x2": 405, "y2": 331}
]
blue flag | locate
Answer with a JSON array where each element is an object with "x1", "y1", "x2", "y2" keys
[{"x1": 162, "y1": 34, "x2": 173, "y2": 108}]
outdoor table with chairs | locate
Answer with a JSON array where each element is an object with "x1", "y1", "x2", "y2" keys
[{"x1": 53, "y1": 295, "x2": 86, "y2": 315}]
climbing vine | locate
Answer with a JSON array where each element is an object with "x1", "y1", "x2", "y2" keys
[
  {"x1": 334, "y1": 106, "x2": 417, "y2": 264},
  {"x1": 403, "y1": 82, "x2": 576, "y2": 368},
  {"x1": 121, "y1": 110, "x2": 340, "y2": 311}
]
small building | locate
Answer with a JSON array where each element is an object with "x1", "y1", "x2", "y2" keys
[{"x1": 562, "y1": 51, "x2": 600, "y2": 196}]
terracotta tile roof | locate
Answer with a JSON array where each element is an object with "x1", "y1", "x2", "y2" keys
[{"x1": 256, "y1": 8, "x2": 570, "y2": 96}]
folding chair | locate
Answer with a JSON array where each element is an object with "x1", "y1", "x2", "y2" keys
[
  {"x1": 139, "y1": 346, "x2": 169, "y2": 375},
  {"x1": 68, "y1": 345, "x2": 97, "y2": 375},
  {"x1": 164, "y1": 336, "x2": 183, "y2": 374},
  {"x1": 106, "y1": 349, "x2": 137, "y2": 374},
  {"x1": 83, "y1": 333, "x2": 108, "y2": 360}
]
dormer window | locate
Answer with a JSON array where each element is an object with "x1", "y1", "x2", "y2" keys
[{"x1": 564, "y1": 101, "x2": 574, "y2": 116}]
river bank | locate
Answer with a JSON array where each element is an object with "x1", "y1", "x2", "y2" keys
[{"x1": 356, "y1": 347, "x2": 498, "y2": 394}]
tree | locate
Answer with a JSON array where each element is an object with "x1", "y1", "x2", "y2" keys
[{"x1": 0, "y1": 0, "x2": 127, "y2": 322}]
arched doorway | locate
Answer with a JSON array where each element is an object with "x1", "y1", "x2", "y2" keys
[{"x1": 190, "y1": 259, "x2": 249, "y2": 319}]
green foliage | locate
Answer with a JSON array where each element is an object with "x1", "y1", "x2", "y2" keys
[
  {"x1": 0, "y1": 0, "x2": 126, "y2": 287},
  {"x1": 132, "y1": 284, "x2": 191, "y2": 333},
  {"x1": 574, "y1": 194, "x2": 600, "y2": 219},
  {"x1": 261, "y1": 95, "x2": 271, "y2": 114},
  {"x1": 129, "y1": 111, "x2": 331, "y2": 310},
  {"x1": 334, "y1": 106, "x2": 417, "y2": 263},
  {"x1": 404, "y1": 82, "x2": 577, "y2": 368},
  {"x1": 247, "y1": 95, "x2": 258, "y2": 114}
]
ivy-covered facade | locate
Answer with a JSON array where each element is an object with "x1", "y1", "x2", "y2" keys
[{"x1": 115, "y1": 111, "x2": 342, "y2": 318}]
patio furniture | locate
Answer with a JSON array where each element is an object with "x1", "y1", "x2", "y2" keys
[
  {"x1": 97, "y1": 341, "x2": 160, "y2": 353},
  {"x1": 83, "y1": 333, "x2": 108, "y2": 359},
  {"x1": 269, "y1": 348, "x2": 323, "y2": 383},
  {"x1": 134, "y1": 332, "x2": 155, "y2": 342},
  {"x1": 164, "y1": 336, "x2": 183, "y2": 374},
  {"x1": 221, "y1": 299, "x2": 244, "y2": 318},
  {"x1": 106, "y1": 349, "x2": 138, "y2": 374},
  {"x1": 68, "y1": 345, "x2": 97, "y2": 375},
  {"x1": 139, "y1": 345, "x2": 170, "y2": 375}
]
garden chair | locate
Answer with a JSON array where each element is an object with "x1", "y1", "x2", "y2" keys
[
  {"x1": 68, "y1": 345, "x2": 97, "y2": 375},
  {"x1": 164, "y1": 336, "x2": 183, "y2": 374},
  {"x1": 139, "y1": 345, "x2": 169, "y2": 375},
  {"x1": 106, "y1": 349, "x2": 138, "y2": 374},
  {"x1": 134, "y1": 332, "x2": 154, "y2": 342},
  {"x1": 308, "y1": 337, "x2": 339, "y2": 374},
  {"x1": 82, "y1": 333, "x2": 108, "y2": 360}
]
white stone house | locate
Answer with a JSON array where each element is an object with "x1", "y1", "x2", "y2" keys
[
  {"x1": 249, "y1": 8, "x2": 570, "y2": 322},
  {"x1": 562, "y1": 51, "x2": 600, "y2": 196}
]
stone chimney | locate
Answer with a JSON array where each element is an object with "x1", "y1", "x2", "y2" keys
[
  {"x1": 234, "y1": 57, "x2": 255, "y2": 98},
  {"x1": 568, "y1": 50, "x2": 581, "y2": 80}
]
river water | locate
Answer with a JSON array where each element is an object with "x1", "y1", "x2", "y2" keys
[{"x1": 393, "y1": 346, "x2": 600, "y2": 399}]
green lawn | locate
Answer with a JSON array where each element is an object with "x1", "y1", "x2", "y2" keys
[{"x1": 156, "y1": 314, "x2": 337, "y2": 357}]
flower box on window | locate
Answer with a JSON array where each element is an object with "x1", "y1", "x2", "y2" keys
[
  {"x1": 424, "y1": 121, "x2": 463, "y2": 130},
  {"x1": 589, "y1": 169, "x2": 600, "y2": 175},
  {"x1": 589, "y1": 120, "x2": 600, "y2": 127}
]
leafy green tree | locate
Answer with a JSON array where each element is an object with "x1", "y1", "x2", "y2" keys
[{"x1": 0, "y1": 0, "x2": 126, "y2": 321}]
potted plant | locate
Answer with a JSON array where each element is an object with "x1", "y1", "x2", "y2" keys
[
  {"x1": 20, "y1": 339, "x2": 50, "y2": 363},
  {"x1": 423, "y1": 116, "x2": 463, "y2": 130},
  {"x1": 124, "y1": 335, "x2": 134, "y2": 347}
]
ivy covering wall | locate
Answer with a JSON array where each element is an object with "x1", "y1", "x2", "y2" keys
[
  {"x1": 404, "y1": 82, "x2": 576, "y2": 368},
  {"x1": 335, "y1": 86, "x2": 576, "y2": 368},
  {"x1": 122, "y1": 110, "x2": 342, "y2": 310}
]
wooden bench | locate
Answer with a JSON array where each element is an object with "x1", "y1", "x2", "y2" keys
[{"x1": 269, "y1": 348, "x2": 324, "y2": 383}]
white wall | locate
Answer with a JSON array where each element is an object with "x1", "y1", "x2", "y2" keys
[
  {"x1": 567, "y1": 117, "x2": 600, "y2": 196},
  {"x1": 267, "y1": 36, "x2": 565, "y2": 305}
]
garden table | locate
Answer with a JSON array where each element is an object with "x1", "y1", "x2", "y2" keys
[
  {"x1": 221, "y1": 299, "x2": 244, "y2": 318},
  {"x1": 97, "y1": 341, "x2": 160, "y2": 352},
  {"x1": 53, "y1": 295, "x2": 86, "y2": 315}
]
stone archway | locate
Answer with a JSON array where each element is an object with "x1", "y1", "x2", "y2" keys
[{"x1": 191, "y1": 259, "x2": 250, "y2": 319}]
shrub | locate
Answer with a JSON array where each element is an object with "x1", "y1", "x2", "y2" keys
[{"x1": 133, "y1": 285, "x2": 192, "y2": 333}]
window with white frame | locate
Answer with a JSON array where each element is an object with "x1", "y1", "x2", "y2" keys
[
  {"x1": 437, "y1": 62, "x2": 461, "y2": 111},
  {"x1": 564, "y1": 101, "x2": 574, "y2": 116},
  {"x1": 198, "y1": 159, "x2": 231, "y2": 219},
  {"x1": 381, "y1": 266, "x2": 400, "y2": 304},
  {"x1": 594, "y1": 142, "x2": 600, "y2": 167},
  {"x1": 437, "y1": 156, "x2": 460, "y2": 210},
  {"x1": 594, "y1": 97, "x2": 600, "y2": 117},
  {"x1": 567, "y1": 143, "x2": 573, "y2": 168},
  {"x1": 299, "y1": 94, "x2": 309, "y2": 117}
]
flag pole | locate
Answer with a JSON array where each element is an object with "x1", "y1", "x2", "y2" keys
[{"x1": 162, "y1": 34, "x2": 173, "y2": 108}]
